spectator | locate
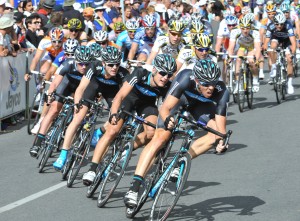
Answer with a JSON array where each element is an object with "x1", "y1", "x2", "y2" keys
[
  {"x1": 83, "y1": 7, "x2": 96, "y2": 39},
  {"x1": 95, "y1": 4, "x2": 114, "y2": 31},
  {"x1": 0, "y1": 13, "x2": 18, "y2": 57},
  {"x1": 197, "y1": 0, "x2": 209, "y2": 20},
  {"x1": 14, "y1": 12, "x2": 27, "y2": 49},
  {"x1": 62, "y1": 0, "x2": 85, "y2": 30},
  {"x1": 125, "y1": 0, "x2": 131, "y2": 7},
  {"x1": 208, "y1": 0, "x2": 225, "y2": 21},
  {"x1": 131, "y1": 0, "x2": 142, "y2": 17},
  {"x1": 43, "y1": 11, "x2": 63, "y2": 34},
  {"x1": 140, "y1": 0, "x2": 150, "y2": 9},
  {"x1": 26, "y1": 13, "x2": 43, "y2": 48},
  {"x1": 94, "y1": 6, "x2": 108, "y2": 31},
  {"x1": 23, "y1": 0, "x2": 34, "y2": 17},
  {"x1": 4, "y1": 3, "x2": 14, "y2": 13},
  {"x1": 124, "y1": 5, "x2": 133, "y2": 22},
  {"x1": 108, "y1": 0, "x2": 122, "y2": 23},
  {"x1": 37, "y1": 0, "x2": 55, "y2": 26},
  {"x1": 17, "y1": 1, "x2": 24, "y2": 13},
  {"x1": 0, "y1": 0, "x2": 6, "y2": 17}
]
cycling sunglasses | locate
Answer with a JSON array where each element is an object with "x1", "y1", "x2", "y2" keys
[
  {"x1": 65, "y1": 53, "x2": 74, "y2": 56},
  {"x1": 145, "y1": 27, "x2": 155, "y2": 31},
  {"x1": 158, "y1": 71, "x2": 173, "y2": 78},
  {"x1": 275, "y1": 23, "x2": 284, "y2": 26},
  {"x1": 97, "y1": 40, "x2": 108, "y2": 45},
  {"x1": 227, "y1": 24, "x2": 236, "y2": 27},
  {"x1": 198, "y1": 80, "x2": 218, "y2": 87},
  {"x1": 77, "y1": 62, "x2": 89, "y2": 66},
  {"x1": 128, "y1": 30, "x2": 136, "y2": 33},
  {"x1": 196, "y1": 47, "x2": 210, "y2": 52},
  {"x1": 52, "y1": 40, "x2": 62, "y2": 44},
  {"x1": 106, "y1": 63, "x2": 120, "y2": 67},
  {"x1": 69, "y1": 29, "x2": 79, "y2": 33}
]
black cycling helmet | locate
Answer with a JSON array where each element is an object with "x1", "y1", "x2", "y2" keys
[
  {"x1": 101, "y1": 46, "x2": 122, "y2": 63},
  {"x1": 193, "y1": 59, "x2": 220, "y2": 82},
  {"x1": 153, "y1": 54, "x2": 177, "y2": 74},
  {"x1": 89, "y1": 43, "x2": 102, "y2": 59},
  {"x1": 74, "y1": 45, "x2": 92, "y2": 63}
]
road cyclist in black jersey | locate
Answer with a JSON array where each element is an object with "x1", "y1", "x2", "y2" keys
[
  {"x1": 124, "y1": 59, "x2": 230, "y2": 208},
  {"x1": 52, "y1": 46, "x2": 129, "y2": 170},
  {"x1": 82, "y1": 54, "x2": 177, "y2": 186},
  {"x1": 29, "y1": 46, "x2": 93, "y2": 157}
]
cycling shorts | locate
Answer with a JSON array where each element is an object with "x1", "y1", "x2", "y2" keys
[
  {"x1": 55, "y1": 75, "x2": 79, "y2": 103},
  {"x1": 41, "y1": 52, "x2": 55, "y2": 63}
]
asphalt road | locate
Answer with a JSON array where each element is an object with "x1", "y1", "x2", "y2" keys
[{"x1": 1, "y1": 73, "x2": 300, "y2": 221}]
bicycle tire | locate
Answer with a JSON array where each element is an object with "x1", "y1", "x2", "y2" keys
[
  {"x1": 67, "y1": 133, "x2": 91, "y2": 187},
  {"x1": 237, "y1": 70, "x2": 246, "y2": 112},
  {"x1": 149, "y1": 153, "x2": 191, "y2": 221},
  {"x1": 27, "y1": 92, "x2": 43, "y2": 135},
  {"x1": 275, "y1": 65, "x2": 283, "y2": 104},
  {"x1": 246, "y1": 68, "x2": 253, "y2": 109},
  {"x1": 86, "y1": 166, "x2": 105, "y2": 198}
]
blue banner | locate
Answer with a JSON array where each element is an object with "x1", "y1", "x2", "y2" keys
[{"x1": 14, "y1": 0, "x2": 95, "y2": 7}]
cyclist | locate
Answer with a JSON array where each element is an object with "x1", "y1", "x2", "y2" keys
[
  {"x1": 116, "y1": 19, "x2": 140, "y2": 61},
  {"x1": 263, "y1": 12, "x2": 296, "y2": 94},
  {"x1": 128, "y1": 14, "x2": 163, "y2": 61},
  {"x1": 89, "y1": 30, "x2": 118, "y2": 49},
  {"x1": 146, "y1": 19, "x2": 186, "y2": 65},
  {"x1": 124, "y1": 59, "x2": 229, "y2": 207},
  {"x1": 280, "y1": 3, "x2": 300, "y2": 39},
  {"x1": 176, "y1": 33, "x2": 217, "y2": 72},
  {"x1": 52, "y1": 46, "x2": 130, "y2": 170},
  {"x1": 26, "y1": 27, "x2": 64, "y2": 78},
  {"x1": 109, "y1": 22, "x2": 126, "y2": 43},
  {"x1": 254, "y1": 0, "x2": 265, "y2": 21},
  {"x1": 228, "y1": 16, "x2": 261, "y2": 93},
  {"x1": 29, "y1": 46, "x2": 93, "y2": 157},
  {"x1": 30, "y1": 39, "x2": 79, "y2": 135},
  {"x1": 64, "y1": 18, "x2": 88, "y2": 46},
  {"x1": 82, "y1": 54, "x2": 177, "y2": 186}
]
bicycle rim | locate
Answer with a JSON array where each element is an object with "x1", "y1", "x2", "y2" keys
[
  {"x1": 149, "y1": 153, "x2": 191, "y2": 221},
  {"x1": 86, "y1": 167, "x2": 104, "y2": 198},
  {"x1": 38, "y1": 146, "x2": 54, "y2": 173},
  {"x1": 275, "y1": 65, "x2": 283, "y2": 104},
  {"x1": 27, "y1": 92, "x2": 42, "y2": 135},
  {"x1": 237, "y1": 71, "x2": 246, "y2": 112},
  {"x1": 246, "y1": 70, "x2": 253, "y2": 109},
  {"x1": 62, "y1": 150, "x2": 75, "y2": 180}
]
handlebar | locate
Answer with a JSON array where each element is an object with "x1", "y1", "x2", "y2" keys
[{"x1": 120, "y1": 108, "x2": 156, "y2": 129}]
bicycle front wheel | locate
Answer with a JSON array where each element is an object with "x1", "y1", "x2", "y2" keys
[
  {"x1": 149, "y1": 153, "x2": 191, "y2": 221},
  {"x1": 246, "y1": 69, "x2": 253, "y2": 109},
  {"x1": 237, "y1": 70, "x2": 246, "y2": 112},
  {"x1": 27, "y1": 92, "x2": 43, "y2": 135},
  {"x1": 275, "y1": 65, "x2": 283, "y2": 104}
]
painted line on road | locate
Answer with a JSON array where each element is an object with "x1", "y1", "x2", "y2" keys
[{"x1": 0, "y1": 182, "x2": 66, "y2": 214}]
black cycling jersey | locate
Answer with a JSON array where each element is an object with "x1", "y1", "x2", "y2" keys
[
  {"x1": 266, "y1": 20, "x2": 295, "y2": 47},
  {"x1": 126, "y1": 67, "x2": 171, "y2": 101}
]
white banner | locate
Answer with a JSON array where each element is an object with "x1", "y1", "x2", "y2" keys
[{"x1": 0, "y1": 52, "x2": 36, "y2": 119}]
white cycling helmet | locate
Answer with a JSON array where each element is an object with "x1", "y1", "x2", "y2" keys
[
  {"x1": 225, "y1": 15, "x2": 238, "y2": 26},
  {"x1": 256, "y1": 0, "x2": 264, "y2": 5},
  {"x1": 274, "y1": 12, "x2": 286, "y2": 24},
  {"x1": 244, "y1": 13, "x2": 255, "y2": 22},
  {"x1": 63, "y1": 39, "x2": 79, "y2": 54},
  {"x1": 125, "y1": 19, "x2": 140, "y2": 30},
  {"x1": 94, "y1": 30, "x2": 108, "y2": 42},
  {"x1": 242, "y1": 6, "x2": 251, "y2": 14}
]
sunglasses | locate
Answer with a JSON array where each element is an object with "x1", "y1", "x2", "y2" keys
[
  {"x1": 106, "y1": 63, "x2": 120, "y2": 67},
  {"x1": 169, "y1": 31, "x2": 182, "y2": 37},
  {"x1": 97, "y1": 41, "x2": 107, "y2": 45},
  {"x1": 158, "y1": 71, "x2": 173, "y2": 78},
  {"x1": 198, "y1": 80, "x2": 218, "y2": 87},
  {"x1": 275, "y1": 23, "x2": 284, "y2": 26},
  {"x1": 115, "y1": 31, "x2": 122, "y2": 34},
  {"x1": 145, "y1": 27, "x2": 155, "y2": 31},
  {"x1": 241, "y1": 27, "x2": 251, "y2": 30},
  {"x1": 196, "y1": 47, "x2": 210, "y2": 52},
  {"x1": 257, "y1": 4, "x2": 264, "y2": 6},
  {"x1": 283, "y1": 11, "x2": 289, "y2": 14},
  {"x1": 65, "y1": 53, "x2": 74, "y2": 56},
  {"x1": 227, "y1": 24, "x2": 236, "y2": 27},
  {"x1": 5, "y1": 7, "x2": 13, "y2": 10},
  {"x1": 77, "y1": 62, "x2": 89, "y2": 66},
  {"x1": 128, "y1": 30, "x2": 136, "y2": 33},
  {"x1": 69, "y1": 29, "x2": 79, "y2": 33},
  {"x1": 267, "y1": 12, "x2": 276, "y2": 15},
  {"x1": 34, "y1": 21, "x2": 41, "y2": 24},
  {"x1": 52, "y1": 40, "x2": 62, "y2": 44}
]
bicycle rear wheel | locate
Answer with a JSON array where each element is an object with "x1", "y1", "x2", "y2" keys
[
  {"x1": 149, "y1": 153, "x2": 191, "y2": 221},
  {"x1": 27, "y1": 92, "x2": 43, "y2": 135},
  {"x1": 246, "y1": 69, "x2": 253, "y2": 109},
  {"x1": 237, "y1": 70, "x2": 246, "y2": 112},
  {"x1": 275, "y1": 65, "x2": 283, "y2": 104}
]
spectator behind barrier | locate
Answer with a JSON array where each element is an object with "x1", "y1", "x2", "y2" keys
[
  {"x1": 25, "y1": 13, "x2": 44, "y2": 48},
  {"x1": 62, "y1": 0, "x2": 85, "y2": 30},
  {"x1": 37, "y1": 0, "x2": 55, "y2": 26},
  {"x1": 0, "y1": 12, "x2": 18, "y2": 57},
  {"x1": 22, "y1": 0, "x2": 34, "y2": 17}
]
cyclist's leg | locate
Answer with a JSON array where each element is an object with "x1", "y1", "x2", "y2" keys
[
  {"x1": 233, "y1": 48, "x2": 245, "y2": 93},
  {"x1": 285, "y1": 46, "x2": 295, "y2": 94},
  {"x1": 247, "y1": 49, "x2": 259, "y2": 92},
  {"x1": 269, "y1": 40, "x2": 278, "y2": 80}
]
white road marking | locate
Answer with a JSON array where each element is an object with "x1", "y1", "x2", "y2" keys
[{"x1": 0, "y1": 182, "x2": 66, "y2": 214}]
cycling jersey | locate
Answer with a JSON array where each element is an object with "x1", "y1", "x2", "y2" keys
[
  {"x1": 116, "y1": 30, "x2": 133, "y2": 50},
  {"x1": 133, "y1": 27, "x2": 164, "y2": 54},
  {"x1": 38, "y1": 36, "x2": 63, "y2": 60},
  {"x1": 52, "y1": 51, "x2": 67, "y2": 68},
  {"x1": 157, "y1": 69, "x2": 229, "y2": 129},
  {"x1": 260, "y1": 17, "x2": 272, "y2": 29},
  {"x1": 266, "y1": 21, "x2": 295, "y2": 46},
  {"x1": 152, "y1": 35, "x2": 185, "y2": 58},
  {"x1": 177, "y1": 45, "x2": 217, "y2": 66},
  {"x1": 230, "y1": 28, "x2": 260, "y2": 50}
]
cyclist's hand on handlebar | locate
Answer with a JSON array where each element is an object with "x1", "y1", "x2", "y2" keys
[
  {"x1": 215, "y1": 139, "x2": 228, "y2": 153},
  {"x1": 109, "y1": 113, "x2": 119, "y2": 125},
  {"x1": 74, "y1": 103, "x2": 82, "y2": 113},
  {"x1": 24, "y1": 73, "x2": 31, "y2": 81},
  {"x1": 164, "y1": 115, "x2": 175, "y2": 131}
]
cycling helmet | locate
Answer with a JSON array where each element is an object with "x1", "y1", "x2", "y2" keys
[
  {"x1": 50, "y1": 27, "x2": 64, "y2": 41},
  {"x1": 101, "y1": 46, "x2": 122, "y2": 63},
  {"x1": 75, "y1": 46, "x2": 92, "y2": 63},
  {"x1": 125, "y1": 19, "x2": 140, "y2": 30},
  {"x1": 225, "y1": 15, "x2": 238, "y2": 25},
  {"x1": 67, "y1": 18, "x2": 82, "y2": 30},
  {"x1": 239, "y1": 16, "x2": 252, "y2": 28},
  {"x1": 94, "y1": 30, "x2": 108, "y2": 42},
  {"x1": 274, "y1": 0, "x2": 282, "y2": 5},
  {"x1": 192, "y1": 33, "x2": 211, "y2": 48},
  {"x1": 190, "y1": 18, "x2": 204, "y2": 33},
  {"x1": 244, "y1": 13, "x2": 255, "y2": 22},
  {"x1": 170, "y1": 10, "x2": 182, "y2": 20},
  {"x1": 242, "y1": 6, "x2": 251, "y2": 14},
  {"x1": 153, "y1": 54, "x2": 177, "y2": 74},
  {"x1": 266, "y1": 2, "x2": 276, "y2": 13},
  {"x1": 274, "y1": 12, "x2": 286, "y2": 24},
  {"x1": 256, "y1": 0, "x2": 264, "y2": 4},
  {"x1": 191, "y1": 12, "x2": 202, "y2": 22},
  {"x1": 168, "y1": 19, "x2": 185, "y2": 32},
  {"x1": 280, "y1": 3, "x2": 290, "y2": 12},
  {"x1": 83, "y1": 7, "x2": 94, "y2": 17},
  {"x1": 63, "y1": 39, "x2": 79, "y2": 54},
  {"x1": 141, "y1": 14, "x2": 156, "y2": 27},
  {"x1": 114, "y1": 22, "x2": 126, "y2": 32},
  {"x1": 193, "y1": 59, "x2": 220, "y2": 83},
  {"x1": 89, "y1": 43, "x2": 102, "y2": 59}
]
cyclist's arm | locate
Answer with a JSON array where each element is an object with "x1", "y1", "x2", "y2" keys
[
  {"x1": 74, "y1": 76, "x2": 90, "y2": 105},
  {"x1": 146, "y1": 50, "x2": 158, "y2": 65},
  {"x1": 227, "y1": 40, "x2": 235, "y2": 56},
  {"x1": 110, "y1": 81, "x2": 133, "y2": 115},
  {"x1": 80, "y1": 32, "x2": 88, "y2": 46},
  {"x1": 47, "y1": 74, "x2": 63, "y2": 95},
  {"x1": 29, "y1": 49, "x2": 44, "y2": 72},
  {"x1": 159, "y1": 94, "x2": 180, "y2": 122},
  {"x1": 259, "y1": 27, "x2": 266, "y2": 45},
  {"x1": 215, "y1": 36, "x2": 223, "y2": 53},
  {"x1": 263, "y1": 37, "x2": 270, "y2": 51},
  {"x1": 215, "y1": 114, "x2": 227, "y2": 135},
  {"x1": 44, "y1": 65, "x2": 57, "y2": 81},
  {"x1": 295, "y1": 20, "x2": 300, "y2": 39},
  {"x1": 290, "y1": 35, "x2": 297, "y2": 54},
  {"x1": 128, "y1": 42, "x2": 139, "y2": 60},
  {"x1": 254, "y1": 41, "x2": 261, "y2": 60}
]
